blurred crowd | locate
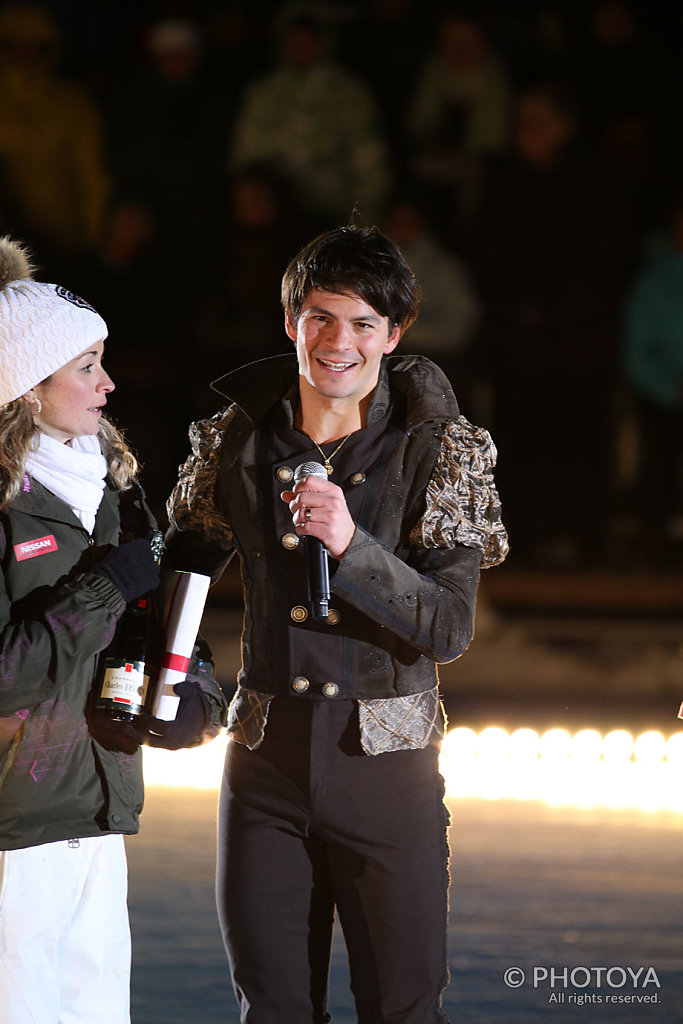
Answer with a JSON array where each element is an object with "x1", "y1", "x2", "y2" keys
[{"x1": 0, "y1": 0, "x2": 682, "y2": 570}]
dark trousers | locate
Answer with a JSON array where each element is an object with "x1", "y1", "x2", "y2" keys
[{"x1": 216, "y1": 698, "x2": 451, "y2": 1024}]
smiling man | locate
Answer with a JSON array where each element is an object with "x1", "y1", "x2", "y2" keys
[{"x1": 164, "y1": 225, "x2": 509, "y2": 1023}]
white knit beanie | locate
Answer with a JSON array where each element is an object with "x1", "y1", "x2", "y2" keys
[{"x1": 0, "y1": 237, "x2": 108, "y2": 407}]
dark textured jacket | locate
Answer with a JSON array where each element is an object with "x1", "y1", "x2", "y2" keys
[
  {"x1": 165, "y1": 354, "x2": 507, "y2": 707},
  {"x1": 0, "y1": 475, "x2": 223, "y2": 851}
]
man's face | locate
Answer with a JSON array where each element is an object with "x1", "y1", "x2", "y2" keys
[{"x1": 285, "y1": 289, "x2": 401, "y2": 407}]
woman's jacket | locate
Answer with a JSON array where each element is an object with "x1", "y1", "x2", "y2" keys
[{"x1": 0, "y1": 475, "x2": 222, "y2": 850}]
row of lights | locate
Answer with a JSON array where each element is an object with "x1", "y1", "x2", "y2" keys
[
  {"x1": 142, "y1": 727, "x2": 683, "y2": 813},
  {"x1": 439, "y1": 727, "x2": 683, "y2": 811},
  {"x1": 442, "y1": 725, "x2": 683, "y2": 764}
]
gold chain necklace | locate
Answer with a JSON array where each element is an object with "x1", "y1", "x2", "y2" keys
[{"x1": 310, "y1": 433, "x2": 352, "y2": 476}]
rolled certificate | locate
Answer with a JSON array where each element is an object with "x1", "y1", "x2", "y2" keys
[{"x1": 150, "y1": 570, "x2": 211, "y2": 720}]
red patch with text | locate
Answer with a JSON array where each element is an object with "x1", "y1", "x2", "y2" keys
[{"x1": 14, "y1": 535, "x2": 59, "y2": 561}]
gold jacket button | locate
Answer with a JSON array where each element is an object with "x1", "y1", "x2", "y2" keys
[
  {"x1": 282, "y1": 532, "x2": 299, "y2": 550},
  {"x1": 277, "y1": 466, "x2": 294, "y2": 483},
  {"x1": 322, "y1": 682, "x2": 339, "y2": 698},
  {"x1": 350, "y1": 472, "x2": 366, "y2": 486},
  {"x1": 326, "y1": 608, "x2": 341, "y2": 626},
  {"x1": 291, "y1": 605, "x2": 308, "y2": 622},
  {"x1": 292, "y1": 676, "x2": 310, "y2": 693}
]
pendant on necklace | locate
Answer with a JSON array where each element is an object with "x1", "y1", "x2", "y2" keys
[{"x1": 309, "y1": 431, "x2": 351, "y2": 476}]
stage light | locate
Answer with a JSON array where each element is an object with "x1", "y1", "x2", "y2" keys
[
  {"x1": 143, "y1": 732, "x2": 228, "y2": 790},
  {"x1": 508, "y1": 727, "x2": 540, "y2": 759},
  {"x1": 633, "y1": 730, "x2": 666, "y2": 763},
  {"x1": 476, "y1": 725, "x2": 509, "y2": 758},
  {"x1": 141, "y1": 727, "x2": 683, "y2": 814},
  {"x1": 665, "y1": 732, "x2": 683, "y2": 764},
  {"x1": 570, "y1": 729, "x2": 602, "y2": 760},
  {"x1": 539, "y1": 727, "x2": 572, "y2": 760},
  {"x1": 442, "y1": 726, "x2": 478, "y2": 760},
  {"x1": 436, "y1": 726, "x2": 683, "y2": 812},
  {"x1": 602, "y1": 729, "x2": 634, "y2": 761}
]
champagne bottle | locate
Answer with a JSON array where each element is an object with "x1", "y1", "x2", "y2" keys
[{"x1": 94, "y1": 531, "x2": 164, "y2": 722}]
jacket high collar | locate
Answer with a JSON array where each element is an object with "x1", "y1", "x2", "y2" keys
[{"x1": 210, "y1": 353, "x2": 460, "y2": 434}]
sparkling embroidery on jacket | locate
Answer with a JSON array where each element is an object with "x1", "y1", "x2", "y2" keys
[
  {"x1": 227, "y1": 686, "x2": 443, "y2": 755},
  {"x1": 358, "y1": 689, "x2": 444, "y2": 755},
  {"x1": 227, "y1": 688, "x2": 273, "y2": 750},
  {"x1": 410, "y1": 415, "x2": 508, "y2": 567},
  {"x1": 167, "y1": 408, "x2": 236, "y2": 547}
]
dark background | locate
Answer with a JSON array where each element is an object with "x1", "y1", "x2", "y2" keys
[{"x1": 2, "y1": 0, "x2": 682, "y2": 670}]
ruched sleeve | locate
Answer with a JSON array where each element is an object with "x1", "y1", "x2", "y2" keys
[
  {"x1": 166, "y1": 408, "x2": 236, "y2": 549},
  {"x1": 409, "y1": 414, "x2": 508, "y2": 567}
]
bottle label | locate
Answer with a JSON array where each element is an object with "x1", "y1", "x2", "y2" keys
[{"x1": 97, "y1": 658, "x2": 150, "y2": 713}]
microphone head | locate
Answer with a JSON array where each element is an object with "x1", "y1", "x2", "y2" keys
[{"x1": 294, "y1": 460, "x2": 327, "y2": 484}]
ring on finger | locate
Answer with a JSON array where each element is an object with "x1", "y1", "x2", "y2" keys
[{"x1": 305, "y1": 508, "x2": 312, "y2": 521}]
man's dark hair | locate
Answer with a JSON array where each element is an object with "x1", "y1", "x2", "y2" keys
[{"x1": 281, "y1": 225, "x2": 421, "y2": 332}]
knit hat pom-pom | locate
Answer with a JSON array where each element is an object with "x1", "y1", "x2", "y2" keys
[
  {"x1": 0, "y1": 236, "x2": 34, "y2": 291},
  {"x1": 0, "y1": 236, "x2": 107, "y2": 406}
]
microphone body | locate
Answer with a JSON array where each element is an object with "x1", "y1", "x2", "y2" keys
[{"x1": 293, "y1": 461, "x2": 330, "y2": 620}]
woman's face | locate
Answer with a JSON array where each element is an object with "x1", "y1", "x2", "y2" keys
[{"x1": 28, "y1": 339, "x2": 115, "y2": 443}]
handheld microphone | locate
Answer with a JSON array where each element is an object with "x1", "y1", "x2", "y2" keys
[{"x1": 293, "y1": 461, "x2": 330, "y2": 620}]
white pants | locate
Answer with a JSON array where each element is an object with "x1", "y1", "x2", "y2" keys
[{"x1": 0, "y1": 834, "x2": 131, "y2": 1024}]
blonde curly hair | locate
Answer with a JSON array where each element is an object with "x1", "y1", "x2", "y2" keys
[{"x1": 0, "y1": 400, "x2": 138, "y2": 509}]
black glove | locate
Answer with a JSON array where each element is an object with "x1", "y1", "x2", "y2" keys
[
  {"x1": 93, "y1": 538, "x2": 160, "y2": 603},
  {"x1": 88, "y1": 712, "x2": 150, "y2": 755},
  {"x1": 135, "y1": 680, "x2": 211, "y2": 750}
]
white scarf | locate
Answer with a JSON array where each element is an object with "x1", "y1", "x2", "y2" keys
[{"x1": 25, "y1": 433, "x2": 108, "y2": 534}]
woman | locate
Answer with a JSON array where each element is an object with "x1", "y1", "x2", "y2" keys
[{"x1": 0, "y1": 237, "x2": 224, "y2": 1023}]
